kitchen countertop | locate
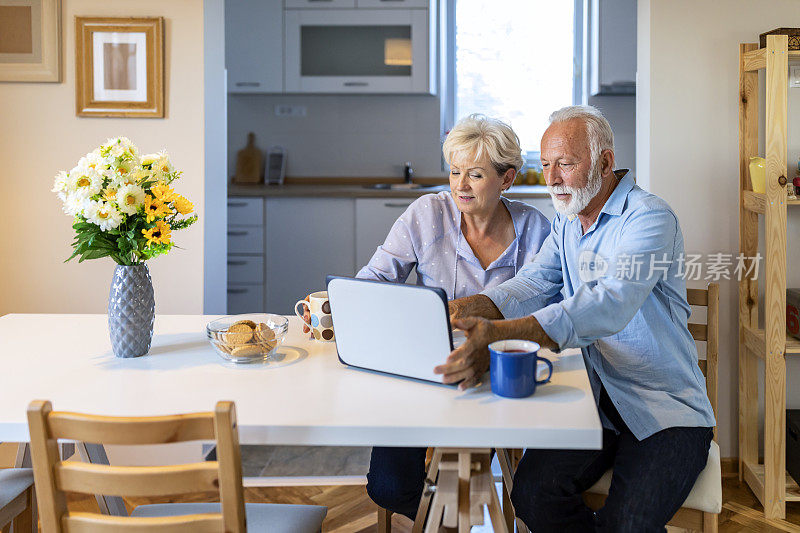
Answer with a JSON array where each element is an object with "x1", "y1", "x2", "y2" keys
[{"x1": 229, "y1": 183, "x2": 551, "y2": 199}]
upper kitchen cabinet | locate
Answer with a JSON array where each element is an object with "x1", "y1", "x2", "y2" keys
[
  {"x1": 285, "y1": 0, "x2": 356, "y2": 7},
  {"x1": 225, "y1": 0, "x2": 283, "y2": 93},
  {"x1": 586, "y1": 0, "x2": 636, "y2": 96},
  {"x1": 284, "y1": 4, "x2": 436, "y2": 94},
  {"x1": 356, "y1": 0, "x2": 430, "y2": 7}
]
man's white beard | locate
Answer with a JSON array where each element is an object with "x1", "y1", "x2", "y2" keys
[{"x1": 548, "y1": 163, "x2": 603, "y2": 216}]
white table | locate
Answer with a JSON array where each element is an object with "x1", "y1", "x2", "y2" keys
[{"x1": 0, "y1": 314, "x2": 601, "y2": 528}]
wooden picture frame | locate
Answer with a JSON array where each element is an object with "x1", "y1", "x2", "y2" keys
[
  {"x1": 75, "y1": 17, "x2": 164, "y2": 118},
  {"x1": 0, "y1": 0, "x2": 61, "y2": 82}
]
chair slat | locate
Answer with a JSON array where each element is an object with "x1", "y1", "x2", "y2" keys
[
  {"x1": 688, "y1": 322, "x2": 707, "y2": 341},
  {"x1": 686, "y1": 288, "x2": 708, "y2": 306},
  {"x1": 47, "y1": 412, "x2": 215, "y2": 444},
  {"x1": 55, "y1": 462, "x2": 220, "y2": 497},
  {"x1": 698, "y1": 358, "x2": 708, "y2": 376},
  {"x1": 63, "y1": 512, "x2": 222, "y2": 533}
]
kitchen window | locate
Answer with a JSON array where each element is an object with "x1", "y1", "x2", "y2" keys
[{"x1": 442, "y1": 0, "x2": 583, "y2": 164}]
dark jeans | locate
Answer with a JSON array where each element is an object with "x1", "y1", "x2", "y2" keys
[
  {"x1": 366, "y1": 446, "x2": 428, "y2": 519},
  {"x1": 510, "y1": 424, "x2": 714, "y2": 532}
]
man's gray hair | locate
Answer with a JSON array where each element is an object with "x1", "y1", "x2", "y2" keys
[{"x1": 548, "y1": 105, "x2": 614, "y2": 166}]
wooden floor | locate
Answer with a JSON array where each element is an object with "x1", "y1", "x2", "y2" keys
[{"x1": 60, "y1": 474, "x2": 800, "y2": 532}]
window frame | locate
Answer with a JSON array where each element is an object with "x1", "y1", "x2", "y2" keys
[{"x1": 439, "y1": 0, "x2": 585, "y2": 169}]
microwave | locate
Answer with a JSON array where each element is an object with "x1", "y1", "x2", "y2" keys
[{"x1": 284, "y1": 8, "x2": 435, "y2": 94}]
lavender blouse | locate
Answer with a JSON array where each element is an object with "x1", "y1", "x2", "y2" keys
[{"x1": 356, "y1": 191, "x2": 552, "y2": 300}]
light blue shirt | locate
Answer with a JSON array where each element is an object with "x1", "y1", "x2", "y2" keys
[
  {"x1": 483, "y1": 175, "x2": 716, "y2": 440},
  {"x1": 356, "y1": 191, "x2": 552, "y2": 300}
]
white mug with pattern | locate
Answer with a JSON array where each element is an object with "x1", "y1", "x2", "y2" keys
[{"x1": 294, "y1": 291, "x2": 335, "y2": 342}]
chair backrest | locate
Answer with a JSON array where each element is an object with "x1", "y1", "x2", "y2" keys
[
  {"x1": 686, "y1": 283, "x2": 719, "y2": 441},
  {"x1": 27, "y1": 400, "x2": 246, "y2": 533}
]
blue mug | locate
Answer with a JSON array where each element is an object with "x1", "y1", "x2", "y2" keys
[{"x1": 488, "y1": 340, "x2": 553, "y2": 398}]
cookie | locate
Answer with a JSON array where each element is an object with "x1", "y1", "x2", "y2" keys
[
  {"x1": 231, "y1": 344, "x2": 264, "y2": 358},
  {"x1": 231, "y1": 319, "x2": 257, "y2": 329},
  {"x1": 255, "y1": 323, "x2": 276, "y2": 342},
  {"x1": 226, "y1": 322, "x2": 254, "y2": 344}
]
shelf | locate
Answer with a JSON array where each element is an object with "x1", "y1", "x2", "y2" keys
[
  {"x1": 742, "y1": 460, "x2": 800, "y2": 505},
  {"x1": 742, "y1": 48, "x2": 800, "y2": 71},
  {"x1": 742, "y1": 190, "x2": 800, "y2": 214},
  {"x1": 742, "y1": 325, "x2": 800, "y2": 358}
]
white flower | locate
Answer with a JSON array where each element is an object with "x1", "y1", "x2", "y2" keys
[
  {"x1": 51, "y1": 171, "x2": 68, "y2": 194},
  {"x1": 62, "y1": 193, "x2": 87, "y2": 217},
  {"x1": 116, "y1": 184, "x2": 145, "y2": 215},
  {"x1": 68, "y1": 167, "x2": 103, "y2": 198},
  {"x1": 77, "y1": 151, "x2": 107, "y2": 173},
  {"x1": 84, "y1": 200, "x2": 123, "y2": 231},
  {"x1": 150, "y1": 151, "x2": 174, "y2": 180},
  {"x1": 104, "y1": 137, "x2": 138, "y2": 160},
  {"x1": 141, "y1": 152, "x2": 160, "y2": 166}
]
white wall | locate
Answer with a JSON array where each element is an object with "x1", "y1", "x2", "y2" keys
[
  {"x1": 0, "y1": 0, "x2": 206, "y2": 316},
  {"x1": 637, "y1": 0, "x2": 800, "y2": 457}
]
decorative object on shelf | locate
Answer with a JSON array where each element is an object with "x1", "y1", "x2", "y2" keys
[
  {"x1": 787, "y1": 289, "x2": 800, "y2": 341},
  {"x1": 233, "y1": 132, "x2": 264, "y2": 184},
  {"x1": 0, "y1": 0, "x2": 61, "y2": 82},
  {"x1": 759, "y1": 28, "x2": 800, "y2": 50},
  {"x1": 748, "y1": 156, "x2": 766, "y2": 193},
  {"x1": 75, "y1": 17, "x2": 164, "y2": 117},
  {"x1": 52, "y1": 137, "x2": 198, "y2": 357}
]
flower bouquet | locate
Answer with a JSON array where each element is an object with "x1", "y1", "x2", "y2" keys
[{"x1": 52, "y1": 137, "x2": 198, "y2": 357}]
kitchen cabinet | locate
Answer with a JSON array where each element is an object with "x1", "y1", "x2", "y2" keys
[
  {"x1": 355, "y1": 198, "x2": 418, "y2": 284},
  {"x1": 265, "y1": 198, "x2": 357, "y2": 314},
  {"x1": 357, "y1": 0, "x2": 430, "y2": 7},
  {"x1": 586, "y1": 0, "x2": 636, "y2": 96},
  {"x1": 225, "y1": 0, "x2": 283, "y2": 93},
  {"x1": 227, "y1": 198, "x2": 266, "y2": 314},
  {"x1": 283, "y1": 6, "x2": 435, "y2": 94},
  {"x1": 519, "y1": 197, "x2": 556, "y2": 221},
  {"x1": 285, "y1": 0, "x2": 356, "y2": 7}
]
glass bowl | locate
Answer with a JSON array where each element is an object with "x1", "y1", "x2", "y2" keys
[{"x1": 206, "y1": 313, "x2": 289, "y2": 364}]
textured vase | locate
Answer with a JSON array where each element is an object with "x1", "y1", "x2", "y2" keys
[{"x1": 108, "y1": 264, "x2": 155, "y2": 358}]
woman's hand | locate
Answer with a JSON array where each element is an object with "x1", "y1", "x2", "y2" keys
[{"x1": 434, "y1": 316, "x2": 500, "y2": 390}]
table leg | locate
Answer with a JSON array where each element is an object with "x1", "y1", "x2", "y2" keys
[
  {"x1": 76, "y1": 443, "x2": 128, "y2": 516},
  {"x1": 414, "y1": 448, "x2": 508, "y2": 533}
]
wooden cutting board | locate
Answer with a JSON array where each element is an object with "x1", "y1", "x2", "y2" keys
[{"x1": 234, "y1": 132, "x2": 263, "y2": 184}]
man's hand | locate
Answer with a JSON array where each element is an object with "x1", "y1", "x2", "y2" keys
[
  {"x1": 448, "y1": 294, "x2": 504, "y2": 324},
  {"x1": 434, "y1": 316, "x2": 500, "y2": 390}
]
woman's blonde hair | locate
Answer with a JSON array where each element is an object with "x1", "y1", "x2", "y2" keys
[{"x1": 442, "y1": 114, "x2": 524, "y2": 176}]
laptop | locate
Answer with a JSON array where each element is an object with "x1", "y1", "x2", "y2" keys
[{"x1": 326, "y1": 276, "x2": 463, "y2": 384}]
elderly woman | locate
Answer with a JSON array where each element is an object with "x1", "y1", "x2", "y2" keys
[{"x1": 349, "y1": 114, "x2": 553, "y2": 519}]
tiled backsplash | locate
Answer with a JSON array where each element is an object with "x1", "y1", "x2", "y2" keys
[{"x1": 228, "y1": 94, "x2": 445, "y2": 179}]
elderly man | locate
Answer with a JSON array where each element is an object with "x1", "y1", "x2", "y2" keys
[{"x1": 434, "y1": 105, "x2": 715, "y2": 532}]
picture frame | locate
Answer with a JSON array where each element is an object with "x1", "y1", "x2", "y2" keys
[
  {"x1": 0, "y1": 0, "x2": 61, "y2": 82},
  {"x1": 75, "y1": 17, "x2": 164, "y2": 118}
]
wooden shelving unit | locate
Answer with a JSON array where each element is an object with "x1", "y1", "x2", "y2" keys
[{"x1": 738, "y1": 34, "x2": 797, "y2": 520}]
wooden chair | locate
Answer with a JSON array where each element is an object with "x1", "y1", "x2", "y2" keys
[
  {"x1": 0, "y1": 467, "x2": 35, "y2": 533},
  {"x1": 27, "y1": 400, "x2": 326, "y2": 533},
  {"x1": 583, "y1": 282, "x2": 721, "y2": 532}
]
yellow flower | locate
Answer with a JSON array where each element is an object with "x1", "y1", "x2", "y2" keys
[
  {"x1": 142, "y1": 220, "x2": 172, "y2": 247},
  {"x1": 173, "y1": 194, "x2": 194, "y2": 215},
  {"x1": 143, "y1": 194, "x2": 171, "y2": 223},
  {"x1": 150, "y1": 182, "x2": 175, "y2": 203},
  {"x1": 103, "y1": 187, "x2": 118, "y2": 203}
]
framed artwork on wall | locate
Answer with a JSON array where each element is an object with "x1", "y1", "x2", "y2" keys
[
  {"x1": 0, "y1": 0, "x2": 61, "y2": 82},
  {"x1": 75, "y1": 17, "x2": 164, "y2": 118}
]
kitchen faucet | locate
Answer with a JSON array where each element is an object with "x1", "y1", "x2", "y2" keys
[{"x1": 404, "y1": 162, "x2": 414, "y2": 184}]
